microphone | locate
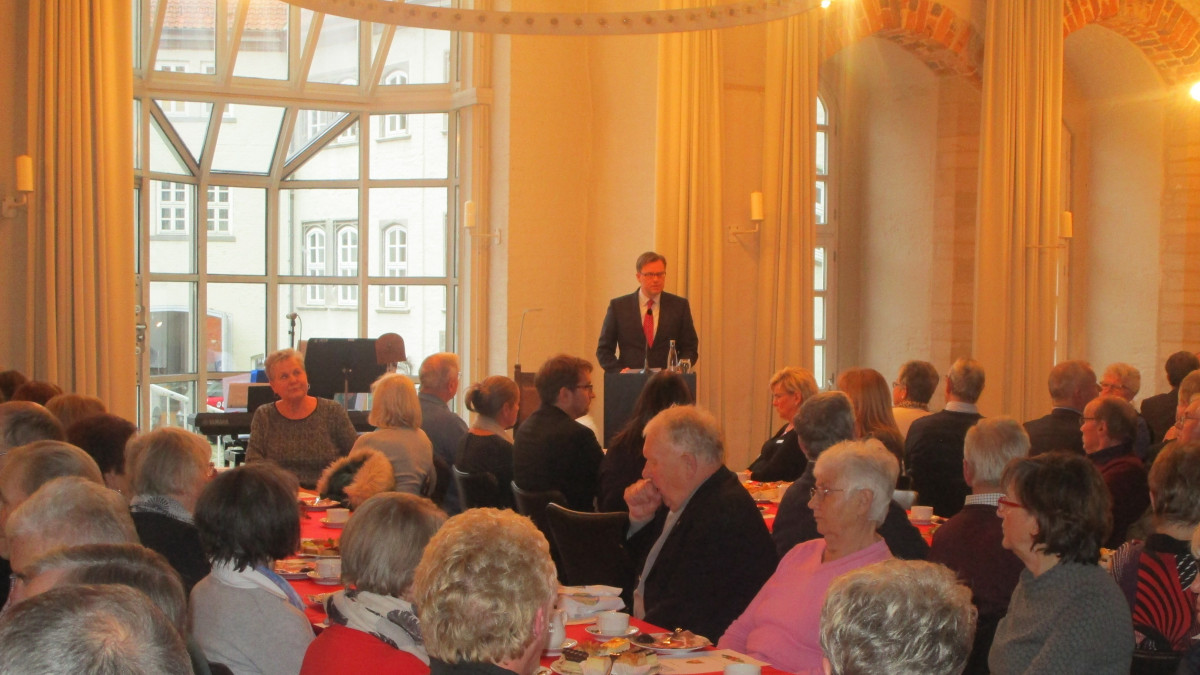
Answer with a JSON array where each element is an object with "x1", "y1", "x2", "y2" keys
[
  {"x1": 286, "y1": 313, "x2": 301, "y2": 349},
  {"x1": 516, "y1": 308, "x2": 543, "y2": 371},
  {"x1": 285, "y1": 312, "x2": 299, "y2": 320}
]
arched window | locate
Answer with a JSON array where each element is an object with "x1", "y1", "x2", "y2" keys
[
  {"x1": 337, "y1": 225, "x2": 359, "y2": 305},
  {"x1": 814, "y1": 94, "x2": 835, "y2": 387},
  {"x1": 381, "y1": 71, "x2": 410, "y2": 138},
  {"x1": 383, "y1": 225, "x2": 409, "y2": 308},
  {"x1": 305, "y1": 227, "x2": 326, "y2": 305}
]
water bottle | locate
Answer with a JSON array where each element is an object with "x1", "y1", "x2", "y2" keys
[{"x1": 667, "y1": 340, "x2": 679, "y2": 372}]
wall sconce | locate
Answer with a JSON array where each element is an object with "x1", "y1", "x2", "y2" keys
[
  {"x1": 463, "y1": 200, "x2": 501, "y2": 244},
  {"x1": 2, "y1": 155, "x2": 32, "y2": 219},
  {"x1": 730, "y1": 191, "x2": 764, "y2": 239},
  {"x1": 1059, "y1": 211, "x2": 1073, "y2": 239}
]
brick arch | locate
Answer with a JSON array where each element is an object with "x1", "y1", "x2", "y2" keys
[
  {"x1": 1065, "y1": 0, "x2": 1200, "y2": 85},
  {"x1": 818, "y1": 0, "x2": 982, "y2": 82}
]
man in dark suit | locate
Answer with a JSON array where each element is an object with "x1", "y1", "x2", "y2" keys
[
  {"x1": 905, "y1": 357, "x2": 986, "y2": 519},
  {"x1": 513, "y1": 354, "x2": 603, "y2": 512},
  {"x1": 625, "y1": 405, "x2": 776, "y2": 641},
  {"x1": 1082, "y1": 396, "x2": 1148, "y2": 548},
  {"x1": 1140, "y1": 351, "x2": 1200, "y2": 444},
  {"x1": 596, "y1": 252, "x2": 698, "y2": 372},
  {"x1": 1023, "y1": 360, "x2": 1099, "y2": 457}
]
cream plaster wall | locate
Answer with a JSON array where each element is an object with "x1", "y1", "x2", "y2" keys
[{"x1": 0, "y1": 0, "x2": 28, "y2": 370}]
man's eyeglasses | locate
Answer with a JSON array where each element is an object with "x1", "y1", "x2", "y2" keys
[
  {"x1": 572, "y1": 384, "x2": 594, "y2": 392},
  {"x1": 809, "y1": 486, "x2": 844, "y2": 502},
  {"x1": 996, "y1": 496, "x2": 1025, "y2": 511},
  {"x1": 638, "y1": 272, "x2": 666, "y2": 279}
]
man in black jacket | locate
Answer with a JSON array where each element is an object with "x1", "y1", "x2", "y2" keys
[
  {"x1": 1141, "y1": 350, "x2": 1200, "y2": 444},
  {"x1": 1023, "y1": 360, "x2": 1098, "y2": 457},
  {"x1": 906, "y1": 358, "x2": 986, "y2": 519}
]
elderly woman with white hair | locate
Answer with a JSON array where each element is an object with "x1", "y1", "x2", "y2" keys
[{"x1": 718, "y1": 439, "x2": 898, "y2": 673}]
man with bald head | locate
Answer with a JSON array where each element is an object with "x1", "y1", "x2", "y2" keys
[
  {"x1": 1024, "y1": 360, "x2": 1100, "y2": 456},
  {"x1": 1082, "y1": 396, "x2": 1148, "y2": 548},
  {"x1": 0, "y1": 402, "x2": 64, "y2": 456}
]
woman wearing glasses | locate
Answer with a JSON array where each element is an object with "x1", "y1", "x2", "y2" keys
[
  {"x1": 988, "y1": 452, "x2": 1133, "y2": 674},
  {"x1": 718, "y1": 439, "x2": 897, "y2": 673}
]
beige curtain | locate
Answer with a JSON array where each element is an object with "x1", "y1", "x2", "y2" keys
[
  {"x1": 748, "y1": 13, "x2": 818, "y2": 445},
  {"x1": 654, "y1": 0, "x2": 725, "y2": 429},
  {"x1": 973, "y1": 0, "x2": 1064, "y2": 419},
  {"x1": 26, "y1": 0, "x2": 136, "y2": 418}
]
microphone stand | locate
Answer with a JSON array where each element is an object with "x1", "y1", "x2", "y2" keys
[
  {"x1": 287, "y1": 314, "x2": 299, "y2": 349},
  {"x1": 515, "y1": 308, "x2": 543, "y2": 372}
]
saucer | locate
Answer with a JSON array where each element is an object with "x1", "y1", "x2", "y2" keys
[
  {"x1": 585, "y1": 625, "x2": 639, "y2": 638},
  {"x1": 545, "y1": 638, "x2": 578, "y2": 656},
  {"x1": 307, "y1": 571, "x2": 341, "y2": 586},
  {"x1": 321, "y1": 518, "x2": 347, "y2": 529}
]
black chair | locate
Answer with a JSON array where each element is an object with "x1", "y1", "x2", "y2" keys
[
  {"x1": 1131, "y1": 650, "x2": 1182, "y2": 675},
  {"x1": 544, "y1": 503, "x2": 635, "y2": 589},
  {"x1": 453, "y1": 466, "x2": 505, "y2": 509},
  {"x1": 428, "y1": 455, "x2": 450, "y2": 507},
  {"x1": 512, "y1": 481, "x2": 568, "y2": 574}
]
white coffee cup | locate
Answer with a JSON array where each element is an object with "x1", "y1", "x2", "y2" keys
[
  {"x1": 547, "y1": 609, "x2": 567, "y2": 650},
  {"x1": 910, "y1": 505, "x2": 934, "y2": 523},
  {"x1": 327, "y1": 508, "x2": 351, "y2": 524},
  {"x1": 724, "y1": 663, "x2": 761, "y2": 675},
  {"x1": 316, "y1": 558, "x2": 342, "y2": 579},
  {"x1": 595, "y1": 611, "x2": 630, "y2": 635}
]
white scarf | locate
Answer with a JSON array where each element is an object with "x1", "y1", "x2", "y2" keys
[
  {"x1": 210, "y1": 560, "x2": 306, "y2": 612},
  {"x1": 325, "y1": 589, "x2": 429, "y2": 664},
  {"x1": 470, "y1": 415, "x2": 513, "y2": 442}
]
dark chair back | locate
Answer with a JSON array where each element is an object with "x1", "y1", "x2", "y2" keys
[
  {"x1": 428, "y1": 455, "x2": 450, "y2": 506},
  {"x1": 512, "y1": 481, "x2": 568, "y2": 576},
  {"x1": 1131, "y1": 650, "x2": 1182, "y2": 675},
  {"x1": 453, "y1": 466, "x2": 504, "y2": 510},
  {"x1": 544, "y1": 503, "x2": 635, "y2": 589}
]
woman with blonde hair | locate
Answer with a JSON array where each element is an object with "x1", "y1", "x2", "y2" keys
[
  {"x1": 747, "y1": 367, "x2": 818, "y2": 482},
  {"x1": 456, "y1": 376, "x2": 520, "y2": 509},
  {"x1": 837, "y1": 368, "x2": 906, "y2": 475},
  {"x1": 348, "y1": 373, "x2": 435, "y2": 496}
]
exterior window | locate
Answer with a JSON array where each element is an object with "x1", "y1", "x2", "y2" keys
[
  {"x1": 337, "y1": 225, "x2": 358, "y2": 305},
  {"x1": 158, "y1": 181, "x2": 189, "y2": 234},
  {"x1": 155, "y1": 63, "x2": 188, "y2": 114},
  {"x1": 814, "y1": 94, "x2": 835, "y2": 387},
  {"x1": 381, "y1": 71, "x2": 409, "y2": 138},
  {"x1": 383, "y1": 225, "x2": 408, "y2": 307},
  {"x1": 207, "y1": 186, "x2": 231, "y2": 234},
  {"x1": 305, "y1": 227, "x2": 326, "y2": 305}
]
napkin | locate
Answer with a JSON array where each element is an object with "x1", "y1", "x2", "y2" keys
[{"x1": 557, "y1": 585, "x2": 625, "y2": 619}]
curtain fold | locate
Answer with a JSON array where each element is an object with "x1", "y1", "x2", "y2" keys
[
  {"x1": 654, "y1": 0, "x2": 725, "y2": 434},
  {"x1": 973, "y1": 0, "x2": 1064, "y2": 419},
  {"x1": 747, "y1": 12, "x2": 817, "y2": 451},
  {"x1": 26, "y1": 0, "x2": 136, "y2": 418}
]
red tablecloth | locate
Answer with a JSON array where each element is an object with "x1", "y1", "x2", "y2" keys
[{"x1": 289, "y1": 506, "x2": 346, "y2": 625}]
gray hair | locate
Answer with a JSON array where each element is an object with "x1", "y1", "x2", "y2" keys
[
  {"x1": 341, "y1": 492, "x2": 446, "y2": 597},
  {"x1": 820, "y1": 559, "x2": 976, "y2": 675},
  {"x1": 814, "y1": 439, "x2": 898, "y2": 525},
  {"x1": 947, "y1": 358, "x2": 986, "y2": 404},
  {"x1": 794, "y1": 392, "x2": 856, "y2": 459},
  {"x1": 1047, "y1": 360, "x2": 1095, "y2": 402},
  {"x1": 264, "y1": 348, "x2": 304, "y2": 380},
  {"x1": 643, "y1": 405, "x2": 724, "y2": 466},
  {"x1": 0, "y1": 403, "x2": 65, "y2": 454},
  {"x1": 964, "y1": 417, "x2": 1030, "y2": 487},
  {"x1": 126, "y1": 427, "x2": 210, "y2": 499},
  {"x1": 1, "y1": 441, "x2": 103, "y2": 500},
  {"x1": 0, "y1": 584, "x2": 191, "y2": 675},
  {"x1": 7, "y1": 477, "x2": 138, "y2": 558},
  {"x1": 1102, "y1": 363, "x2": 1141, "y2": 399},
  {"x1": 419, "y1": 353, "x2": 460, "y2": 394}
]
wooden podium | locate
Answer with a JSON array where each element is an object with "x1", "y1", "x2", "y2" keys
[{"x1": 603, "y1": 371, "x2": 697, "y2": 447}]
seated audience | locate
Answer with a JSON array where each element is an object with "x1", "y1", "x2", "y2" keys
[
  {"x1": 1109, "y1": 441, "x2": 1200, "y2": 657},
  {"x1": 820, "y1": 559, "x2": 977, "y2": 675},
  {"x1": 626, "y1": 406, "x2": 777, "y2": 641},
  {"x1": 1024, "y1": 360, "x2": 1099, "y2": 456},
  {"x1": 0, "y1": 402, "x2": 64, "y2": 456},
  {"x1": 989, "y1": 452, "x2": 1133, "y2": 674},
  {"x1": 746, "y1": 367, "x2": 816, "y2": 483},
  {"x1": 718, "y1": 440, "x2": 897, "y2": 672},
  {"x1": 43, "y1": 393, "x2": 105, "y2": 432},
  {"x1": 1099, "y1": 362, "x2": 1152, "y2": 459},
  {"x1": 457, "y1": 375, "x2": 522, "y2": 509},
  {"x1": 906, "y1": 357, "x2": 986, "y2": 518},
  {"x1": 418, "y1": 353, "x2": 468, "y2": 513},
  {"x1": 411, "y1": 508, "x2": 558, "y2": 675},
  {"x1": 838, "y1": 368, "x2": 906, "y2": 472},
  {"x1": 0, "y1": 371, "x2": 28, "y2": 403},
  {"x1": 772, "y1": 392, "x2": 928, "y2": 560},
  {"x1": 66, "y1": 413, "x2": 137, "y2": 495},
  {"x1": 513, "y1": 354, "x2": 603, "y2": 512},
  {"x1": 0, "y1": 585, "x2": 191, "y2": 674},
  {"x1": 9, "y1": 381, "x2": 63, "y2": 406},
  {"x1": 892, "y1": 360, "x2": 940, "y2": 439},
  {"x1": 126, "y1": 427, "x2": 214, "y2": 591},
  {"x1": 598, "y1": 371, "x2": 693, "y2": 510},
  {"x1": 1142, "y1": 351, "x2": 1200, "y2": 444},
  {"x1": 928, "y1": 417, "x2": 1028, "y2": 675},
  {"x1": 351, "y1": 373, "x2": 435, "y2": 496},
  {"x1": 5, "y1": 476, "x2": 139, "y2": 577},
  {"x1": 191, "y1": 463, "x2": 314, "y2": 674},
  {"x1": 1082, "y1": 396, "x2": 1149, "y2": 548},
  {"x1": 246, "y1": 348, "x2": 357, "y2": 488},
  {"x1": 301, "y1": 493, "x2": 446, "y2": 675},
  {"x1": 1159, "y1": 369, "x2": 1200, "y2": 446}
]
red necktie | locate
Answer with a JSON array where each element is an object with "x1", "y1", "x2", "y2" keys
[{"x1": 643, "y1": 299, "x2": 655, "y2": 348}]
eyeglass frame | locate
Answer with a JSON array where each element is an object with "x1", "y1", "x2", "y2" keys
[{"x1": 808, "y1": 486, "x2": 846, "y2": 502}]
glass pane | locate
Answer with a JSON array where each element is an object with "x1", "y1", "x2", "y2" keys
[
  {"x1": 368, "y1": 285, "x2": 447, "y2": 373},
  {"x1": 147, "y1": 380, "x2": 196, "y2": 430},
  {"x1": 149, "y1": 180, "x2": 196, "y2": 273},
  {"x1": 211, "y1": 104, "x2": 284, "y2": 174},
  {"x1": 208, "y1": 187, "x2": 266, "y2": 274},
  {"x1": 814, "y1": 296, "x2": 826, "y2": 341},
  {"x1": 816, "y1": 130, "x2": 827, "y2": 176},
  {"x1": 149, "y1": 116, "x2": 190, "y2": 175},
  {"x1": 278, "y1": 189, "x2": 359, "y2": 276},
  {"x1": 369, "y1": 114, "x2": 449, "y2": 179},
  {"x1": 207, "y1": 283, "x2": 267, "y2": 372},
  {"x1": 148, "y1": 281, "x2": 197, "y2": 375},
  {"x1": 205, "y1": 379, "x2": 227, "y2": 412},
  {"x1": 288, "y1": 119, "x2": 360, "y2": 180},
  {"x1": 277, "y1": 284, "x2": 360, "y2": 352},
  {"x1": 133, "y1": 187, "x2": 141, "y2": 275},
  {"x1": 380, "y1": 26, "x2": 451, "y2": 85},
  {"x1": 233, "y1": 1, "x2": 289, "y2": 80},
  {"x1": 288, "y1": 110, "x2": 354, "y2": 164},
  {"x1": 157, "y1": 0, "x2": 216, "y2": 69},
  {"x1": 308, "y1": 14, "x2": 359, "y2": 85},
  {"x1": 367, "y1": 188, "x2": 447, "y2": 276},
  {"x1": 814, "y1": 246, "x2": 826, "y2": 292},
  {"x1": 813, "y1": 345, "x2": 826, "y2": 390},
  {"x1": 815, "y1": 180, "x2": 827, "y2": 226},
  {"x1": 816, "y1": 96, "x2": 827, "y2": 125},
  {"x1": 133, "y1": 99, "x2": 142, "y2": 171},
  {"x1": 157, "y1": 99, "x2": 212, "y2": 164}
]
